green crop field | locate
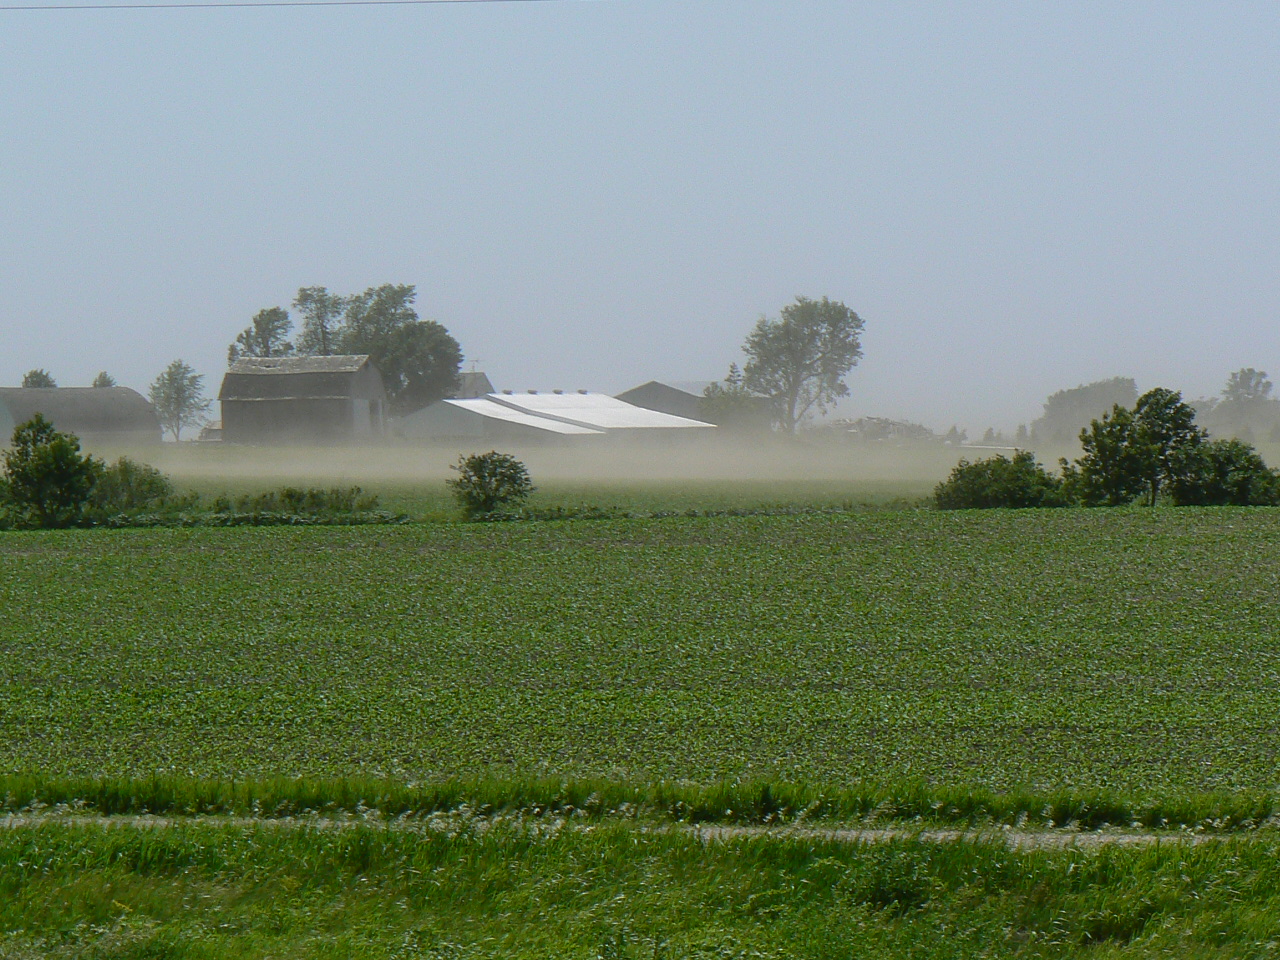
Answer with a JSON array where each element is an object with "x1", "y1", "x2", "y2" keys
[
  {"x1": 4, "y1": 507, "x2": 1280, "y2": 795},
  {"x1": 7, "y1": 500, "x2": 1280, "y2": 956}
]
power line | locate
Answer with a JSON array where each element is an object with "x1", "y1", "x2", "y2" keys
[{"x1": 2, "y1": 0, "x2": 575, "y2": 9}]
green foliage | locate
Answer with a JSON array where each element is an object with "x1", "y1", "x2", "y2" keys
[
  {"x1": 293, "y1": 285, "x2": 346, "y2": 356},
  {"x1": 20, "y1": 368, "x2": 56, "y2": 388},
  {"x1": 1064, "y1": 404, "x2": 1147, "y2": 506},
  {"x1": 149, "y1": 359, "x2": 211, "y2": 441},
  {"x1": 88, "y1": 457, "x2": 174, "y2": 515},
  {"x1": 742, "y1": 296, "x2": 864, "y2": 433},
  {"x1": 217, "y1": 485, "x2": 379, "y2": 515},
  {"x1": 447, "y1": 451, "x2": 535, "y2": 518},
  {"x1": 0, "y1": 414, "x2": 101, "y2": 528},
  {"x1": 338, "y1": 283, "x2": 463, "y2": 415},
  {"x1": 1066, "y1": 388, "x2": 1207, "y2": 506},
  {"x1": 1030, "y1": 376, "x2": 1137, "y2": 446},
  {"x1": 90, "y1": 371, "x2": 116, "y2": 388},
  {"x1": 699, "y1": 363, "x2": 772, "y2": 432},
  {"x1": 1166, "y1": 438, "x2": 1280, "y2": 506},
  {"x1": 227, "y1": 305, "x2": 294, "y2": 362},
  {"x1": 934, "y1": 451, "x2": 1068, "y2": 509}
]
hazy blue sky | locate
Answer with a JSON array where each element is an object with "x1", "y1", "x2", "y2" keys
[{"x1": 2, "y1": 0, "x2": 1277, "y2": 431}]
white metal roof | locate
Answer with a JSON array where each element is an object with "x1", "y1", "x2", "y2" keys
[
  {"x1": 444, "y1": 399, "x2": 605, "y2": 435},
  {"x1": 488, "y1": 392, "x2": 715, "y2": 430}
]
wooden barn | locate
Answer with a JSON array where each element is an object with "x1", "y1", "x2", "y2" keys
[
  {"x1": 218, "y1": 355, "x2": 388, "y2": 444},
  {"x1": 0, "y1": 387, "x2": 161, "y2": 445}
]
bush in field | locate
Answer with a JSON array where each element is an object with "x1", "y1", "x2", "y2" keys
[
  {"x1": 89, "y1": 457, "x2": 174, "y2": 515},
  {"x1": 1166, "y1": 438, "x2": 1280, "y2": 506},
  {"x1": 447, "y1": 451, "x2": 534, "y2": 519},
  {"x1": 934, "y1": 450, "x2": 1068, "y2": 509},
  {"x1": 213, "y1": 486, "x2": 379, "y2": 515},
  {"x1": 1, "y1": 415, "x2": 102, "y2": 528}
]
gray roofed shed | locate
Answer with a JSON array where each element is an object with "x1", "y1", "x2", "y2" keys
[{"x1": 0, "y1": 387, "x2": 161, "y2": 445}]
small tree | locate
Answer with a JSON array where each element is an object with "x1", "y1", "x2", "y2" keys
[
  {"x1": 2, "y1": 415, "x2": 102, "y2": 527},
  {"x1": 699, "y1": 364, "x2": 771, "y2": 432},
  {"x1": 149, "y1": 360, "x2": 212, "y2": 441},
  {"x1": 1062, "y1": 404, "x2": 1147, "y2": 506},
  {"x1": 228, "y1": 306, "x2": 294, "y2": 362},
  {"x1": 91, "y1": 371, "x2": 117, "y2": 388},
  {"x1": 447, "y1": 451, "x2": 534, "y2": 519},
  {"x1": 934, "y1": 451, "x2": 1068, "y2": 509},
  {"x1": 21, "y1": 369, "x2": 56, "y2": 388}
]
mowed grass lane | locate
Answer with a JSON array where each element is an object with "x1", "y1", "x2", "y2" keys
[{"x1": 2, "y1": 509, "x2": 1279, "y2": 792}]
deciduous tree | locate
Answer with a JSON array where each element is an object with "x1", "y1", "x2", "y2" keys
[
  {"x1": 293, "y1": 286, "x2": 347, "y2": 356},
  {"x1": 741, "y1": 297, "x2": 864, "y2": 434},
  {"x1": 149, "y1": 360, "x2": 211, "y2": 442},
  {"x1": 338, "y1": 284, "x2": 461, "y2": 414},
  {"x1": 1, "y1": 415, "x2": 101, "y2": 527},
  {"x1": 228, "y1": 307, "x2": 294, "y2": 362}
]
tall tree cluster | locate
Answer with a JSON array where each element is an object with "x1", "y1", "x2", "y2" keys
[{"x1": 227, "y1": 284, "x2": 463, "y2": 415}]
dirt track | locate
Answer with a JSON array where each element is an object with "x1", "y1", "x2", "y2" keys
[{"x1": 0, "y1": 812, "x2": 1238, "y2": 849}]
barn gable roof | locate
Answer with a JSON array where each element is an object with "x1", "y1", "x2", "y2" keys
[
  {"x1": 219, "y1": 355, "x2": 386, "y2": 402},
  {"x1": 0, "y1": 387, "x2": 160, "y2": 440}
]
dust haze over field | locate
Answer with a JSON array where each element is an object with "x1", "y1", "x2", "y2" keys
[{"x1": 3, "y1": 3, "x2": 1279, "y2": 433}]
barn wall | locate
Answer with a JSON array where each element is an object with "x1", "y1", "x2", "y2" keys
[{"x1": 222, "y1": 398, "x2": 357, "y2": 444}]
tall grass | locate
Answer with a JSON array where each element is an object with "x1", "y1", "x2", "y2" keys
[
  {"x1": 3, "y1": 818, "x2": 1280, "y2": 958},
  {"x1": 4, "y1": 774, "x2": 1279, "y2": 832}
]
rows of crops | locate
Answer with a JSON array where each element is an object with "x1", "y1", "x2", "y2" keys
[{"x1": 3, "y1": 508, "x2": 1280, "y2": 793}]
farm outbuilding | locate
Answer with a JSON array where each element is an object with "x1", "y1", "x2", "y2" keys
[
  {"x1": 614, "y1": 381, "x2": 707, "y2": 422},
  {"x1": 396, "y1": 398, "x2": 605, "y2": 442},
  {"x1": 218, "y1": 355, "x2": 388, "y2": 445},
  {"x1": 0, "y1": 387, "x2": 161, "y2": 445},
  {"x1": 396, "y1": 391, "x2": 714, "y2": 444},
  {"x1": 490, "y1": 391, "x2": 715, "y2": 437}
]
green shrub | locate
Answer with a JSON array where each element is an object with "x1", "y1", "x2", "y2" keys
[
  {"x1": 89, "y1": 457, "x2": 174, "y2": 515},
  {"x1": 223, "y1": 486, "x2": 378, "y2": 515},
  {"x1": 1, "y1": 414, "x2": 102, "y2": 528},
  {"x1": 934, "y1": 450, "x2": 1068, "y2": 509},
  {"x1": 1166, "y1": 438, "x2": 1280, "y2": 506},
  {"x1": 447, "y1": 451, "x2": 535, "y2": 519}
]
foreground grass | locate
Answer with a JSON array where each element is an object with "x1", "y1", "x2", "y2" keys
[
  {"x1": 5, "y1": 774, "x2": 1280, "y2": 833},
  {"x1": 4, "y1": 509, "x2": 1280, "y2": 792},
  {"x1": 4, "y1": 819, "x2": 1280, "y2": 958}
]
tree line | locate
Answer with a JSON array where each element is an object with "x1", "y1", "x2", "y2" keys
[{"x1": 936, "y1": 387, "x2": 1280, "y2": 509}]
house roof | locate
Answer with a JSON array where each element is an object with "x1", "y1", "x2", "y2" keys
[
  {"x1": 488, "y1": 391, "x2": 714, "y2": 430},
  {"x1": 443, "y1": 399, "x2": 605, "y2": 435}
]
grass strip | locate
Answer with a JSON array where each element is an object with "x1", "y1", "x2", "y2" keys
[{"x1": 5, "y1": 775, "x2": 1280, "y2": 832}]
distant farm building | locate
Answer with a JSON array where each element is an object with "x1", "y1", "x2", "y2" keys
[
  {"x1": 453, "y1": 371, "x2": 495, "y2": 399},
  {"x1": 615, "y1": 381, "x2": 706, "y2": 421},
  {"x1": 396, "y1": 391, "x2": 715, "y2": 443},
  {"x1": 0, "y1": 387, "x2": 161, "y2": 445},
  {"x1": 218, "y1": 355, "x2": 388, "y2": 444}
]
